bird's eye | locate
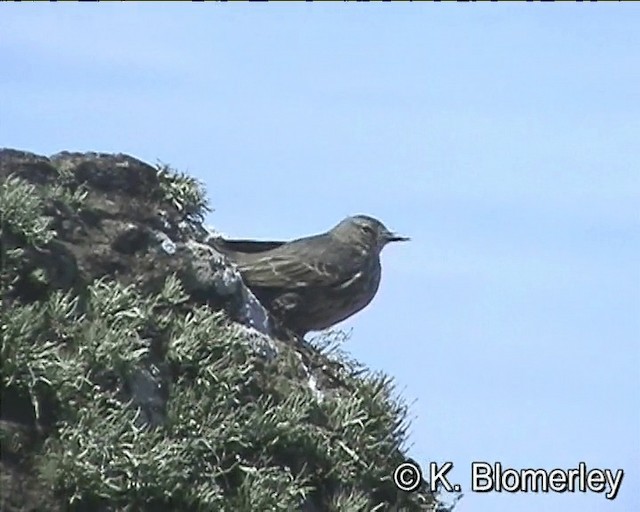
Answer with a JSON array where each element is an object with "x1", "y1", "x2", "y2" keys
[{"x1": 361, "y1": 225, "x2": 374, "y2": 235}]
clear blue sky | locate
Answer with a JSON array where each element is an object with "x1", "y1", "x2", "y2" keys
[{"x1": 2, "y1": 4, "x2": 638, "y2": 512}]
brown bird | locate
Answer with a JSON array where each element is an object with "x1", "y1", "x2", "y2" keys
[{"x1": 212, "y1": 215, "x2": 409, "y2": 337}]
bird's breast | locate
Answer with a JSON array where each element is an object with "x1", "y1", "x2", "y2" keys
[{"x1": 334, "y1": 258, "x2": 381, "y2": 308}]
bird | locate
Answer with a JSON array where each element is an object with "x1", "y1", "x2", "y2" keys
[{"x1": 212, "y1": 215, "x2": 409, "y2": 337}]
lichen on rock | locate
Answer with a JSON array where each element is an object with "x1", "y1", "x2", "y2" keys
[{"x1": 0, "y1": 149, "x2": 452, "y2": 512}]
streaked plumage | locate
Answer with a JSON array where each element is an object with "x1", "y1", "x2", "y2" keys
[{"x1": 213, "y1": 215, "x2": 409, "y2": 336}]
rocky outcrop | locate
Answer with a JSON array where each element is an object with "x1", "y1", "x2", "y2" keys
[{"x1": 0, "y1": 149, "x2": 449, "y2": 511}]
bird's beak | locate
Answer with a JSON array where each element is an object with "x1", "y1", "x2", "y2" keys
[{"x1": 386, "y1": 231, "x2": 410, "y2": 243}]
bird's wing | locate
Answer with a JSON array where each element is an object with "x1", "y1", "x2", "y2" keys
[{"x1": 232, "y1": 239, "x2": 361, "y2": 290}]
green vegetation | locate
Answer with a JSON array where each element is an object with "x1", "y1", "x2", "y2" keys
[
  {"x1": 1, "y1": 160, "x2": 450, "y2": 511},
  {"x1": 156, "y1": 163, "x2": 211, "y2": 223}
]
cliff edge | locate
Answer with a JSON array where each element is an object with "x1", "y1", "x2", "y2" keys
[{"x1": 0, "y1": 149, "x2": 450, "y2": 511}]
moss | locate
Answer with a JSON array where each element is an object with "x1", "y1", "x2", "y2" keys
[{"x1": 0, "y1": 151, "x2": 454, "y2": 511}]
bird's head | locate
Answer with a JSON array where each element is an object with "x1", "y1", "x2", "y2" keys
[{"x1": 331, "y1": 215, "x2": 410, "y2": 254}]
